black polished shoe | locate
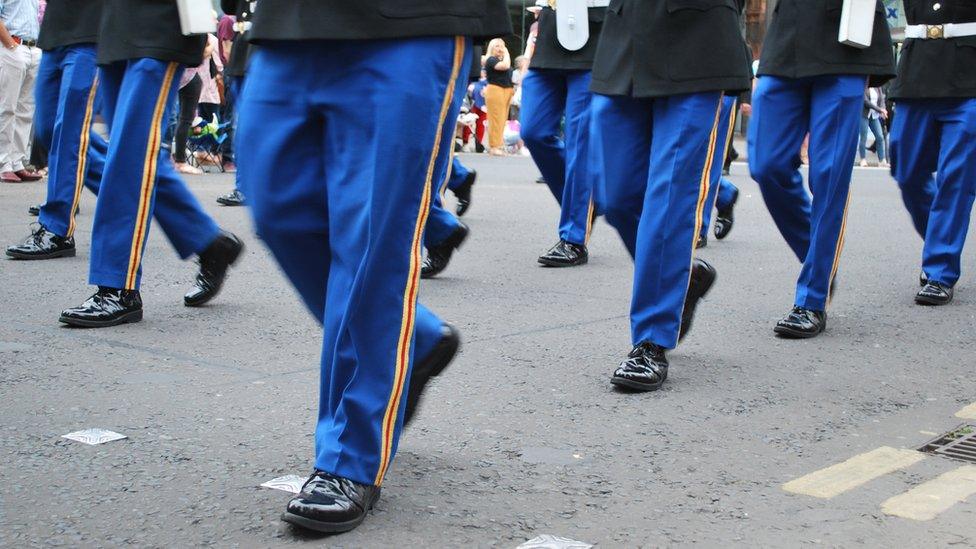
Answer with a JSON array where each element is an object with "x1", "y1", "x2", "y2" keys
[
  {"x1": 611, "y1": 341, "x2": 669, "y2": 392},
  {"x1": 916, "y1": 281, "x2": 953, "y2": 306},
  {"x1": 678, "y1": 258, "x2": 717, "y2": 342},
  {"x1": 282, "y1": 471, "x2": 381, "y2": 534},
  {"x1": 695, "y1": 235, "x2": 708, "y2": 249},
  {"x1": 452, "y1": 169, "x2": 476, "y2": 217},
  {"x1": 773, "y1": 306, "x2": 826, "y2": 338},
  {"x1": 185, "y1": 231, "x2": 244, "y2": 307},
  {"x1": 538, "y1": 239, "x2": 588, "y2": 267},
  {"x1": 59, "y1": 287, "x2": 143, "y2": 328},
  {"x1": 421, "y1": 223, "x2": 468, "y2": 279},
  {"x1": 6, "y1": 226, "x2": 75, "y2": 260},
  {"x1": 404, "y1": 324, "x2": 460, "y2": 426},
  {"x1": 919, "y1": 270, "x2": 928, "y2": 287},
  {"x1": 216, "y1": 189, "x2": 246, "y2": 206},
  {"x1": 713, "y1": 189, "x2": 739, "y2": 240}
]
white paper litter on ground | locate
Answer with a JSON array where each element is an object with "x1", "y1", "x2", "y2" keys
[
  {"x1": 517, "y1": 535, "x2": 593, "y2": 549},
  {"x1": 260, "y1": 475, "x2": 306, "y2": 494},
  {"x1": 61, "y1": 429, "x2": 127, "y2": 445}
]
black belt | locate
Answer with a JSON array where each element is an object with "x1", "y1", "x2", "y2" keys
[{"x1": 12, "y1": 36, "x2": 38, "y2": 47}]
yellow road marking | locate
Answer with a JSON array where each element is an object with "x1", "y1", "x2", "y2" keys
[
  {"x1": 783, "y1": 447, "x2": 925, "y2": 499},
  {"x1": 881, "y1": 465, "x2": 976, "y2": 521},
  {"x1": 955, "y1": 403, "x2": 976, "y2": 420}
]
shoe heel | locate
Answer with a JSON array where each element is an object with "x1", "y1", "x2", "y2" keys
[{"x1": 226, "y1": 238, "x2": 244, "y2": 265}]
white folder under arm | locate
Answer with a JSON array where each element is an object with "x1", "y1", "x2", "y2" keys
[
  {"x1": 176, "y1": 0, "x2": 217, "y2": 36},
  {"x1": 838, "y1": 0, "x2": 877, "y2": 49}
]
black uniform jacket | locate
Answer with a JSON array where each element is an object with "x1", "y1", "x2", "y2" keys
[
  {"x1": 758, "y1": 0, "x2": 895, "y2": 86},
  {"x1": 590, "y1": 0, "x2": 752, "y2": 98},
  {"x1": 247, "y1": 1, "x2": 512, "y2": 42},
  {"x1": 97, "y1": 0, "x2": 207, "y2": 66},
  {"x1": 531, "y1": 6, "x2": 606, "y2": 71},
  {"x1": 38, "y1": 0, "x2": 102, "y2": 50},
  {"x1": 889, "y1": 0, "x2": 976, "y2": 99},
  {"x1": 222, "y1": 0, "x2": 252, "y2": 78}
]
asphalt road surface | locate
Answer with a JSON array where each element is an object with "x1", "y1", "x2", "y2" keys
[{"x1": 2, "y1": 155, "x2": 975, "y2": 547}]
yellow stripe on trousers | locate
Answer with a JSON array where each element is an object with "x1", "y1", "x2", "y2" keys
[
  {"x1": 682, "y1": 97, "x2": 724, "y2": 300},
  {"x1": 67, "y1": 75, "x2": 99, "y2": 238},
  {"x1": 124, "y1": 62, "x2": 178, "y2": 290},
  {"x1": 584, "y1": 198, "x2": 596, "y2": 244},
  {"x1": 374, "y1": 37, "x2": 466, "y2": 486},
  {"x1": 826, "y1": 180, "x2": 853, "y2": 306},
  {"x1": 707, "y1": 99, "x2": 738, "y2": 216}
]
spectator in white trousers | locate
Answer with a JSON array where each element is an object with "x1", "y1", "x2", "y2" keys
[{"x1": 0, "y1": 0, "x2": 42, "y2": 183}]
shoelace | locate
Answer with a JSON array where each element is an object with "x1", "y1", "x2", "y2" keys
[
  {"x1": 305, "y1": 472, "x2": 353, "y2": 501},
  {"x1": 27, "y1": 222, "x2": 45, "y2": 243}
]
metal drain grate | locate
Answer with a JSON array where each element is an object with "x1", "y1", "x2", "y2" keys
[{"x1": 919, "y1": 424, "x2": 976, "y2": 464}]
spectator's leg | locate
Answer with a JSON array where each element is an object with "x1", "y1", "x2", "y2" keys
[
  {"x1": 0, "y1": 45, "x2": 28, "y2": 174},
  {"x1": 173, "y1": 74, "x2": 202, "y2": 164}
]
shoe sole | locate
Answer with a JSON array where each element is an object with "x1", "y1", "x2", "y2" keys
[
  {"x1": 915, "y1": 295, "x2": 951, "y2": 306},
  {"x1": 59, "y1": 309, "x2": 143, "y2": 328},
  {"x1": 404, "y1": 326, "x2": 460, "y2": 426},
  {"x1": 420, "y1": 228, "x2": 468, "y2": 279},
  {"x1": 445, "y1": 227, "x2": 469, "y2": 249},
  {"x1": 184, "y1": 237, "x2": 245, "y2": 307},
  {"x1": 280, "y1": 491, "x2": 380, "y2": 534},
  {"x1": 611, "y1": 376, "x2": 664, "y2": 392},
  {"x1": 453, "y1": 173, "x2": 476, "y2": 216},
  {"x1": 714, "y1": 219, "x2": 733, "y2": 240},
  {"x1": 281, "y1": 512, "x2": 366, "y2": 534},
  {"x1": 6, "y1": 248, "x2": 76, "y2": 260},
  {"x1": 773, "y1": 324, "x2": 824, "y2": 339},
  {"x1": 678, "y1": 261, "x2": 717, "y2": 342},
  {"x1": 537, "y1": 256, "x2": 587, "y2": 268},
  {"x1": 714, "y1": 191, "x2": 738, "y2": 240}
]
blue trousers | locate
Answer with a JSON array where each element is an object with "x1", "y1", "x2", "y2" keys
[
  {"x1": 748, "y1": 75, "x2": 864, "y2": 311},
  {"x1": 592, "y1": 91, "x2": 723, "y2": 349},
  {"x1": 521, "y1": 69, "x2": 597, "y2": 246},
  {"x1": 890, "y1": 98, "x2": 976, "y2": 287},
  {"x1": 88, "y1": 59, "x2": 220, "y2": 290},
  {"x1": 447, "y1": 157, "x2": 470, "y2": 191},
  {"x1": 701, "y1": 95, "x2": 740, "y2": 237},
  {"x1": 34, "y1": 44, "x2": 101, "y2": 238},
  {"x1": 237, "y1": 37, "x2": 470, "y2": 487},
  {"x1": 425, "y1": 156, "x2": 465, "y2": 248}
]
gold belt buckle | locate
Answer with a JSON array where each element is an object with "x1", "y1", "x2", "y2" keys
[
  {"x1": 548, "y1": 0, "x2": 556, "y2": 9},
  {"x1": 927, "y1": 25, "x2": 945, "y2": 39}
]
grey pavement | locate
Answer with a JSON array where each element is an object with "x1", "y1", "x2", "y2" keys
[{"x1": 1, "y1": 155, "x2": 975, "y2": 547}]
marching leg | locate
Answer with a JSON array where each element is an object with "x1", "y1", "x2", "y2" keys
[{"x1": 915, "y1": 98, "x2": 976, "y2": 305}]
